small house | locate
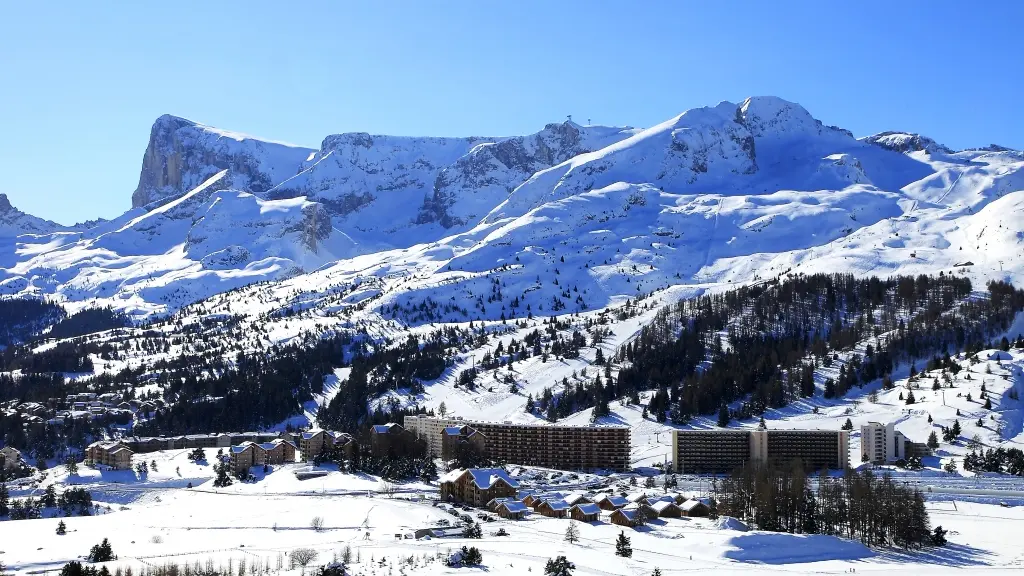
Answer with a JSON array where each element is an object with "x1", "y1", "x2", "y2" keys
[
  {"x1": 650, "y1": 501, "x2": 683, "y2": 518},
  {"x1": 535, "y1": 499, "x2": 570, "y2": 518},
  {"x1": 595, "y1": 494, "x2": 629, "y2": 511},
  {"x1": 681, "y1": 499, "x2": 710, "y2": 517},
  {"x1": 611, "y1": 508, "x2": 643, "y2": 528},
  {"x1": 440, "y1": 468, "x2": 519, "y2": 507},
  {"x1": 569, "y1": 503, "x2": 601, "y2": 522},
  {"x1": 495, "y1": 500, "x2": 529, "y2": 520}
]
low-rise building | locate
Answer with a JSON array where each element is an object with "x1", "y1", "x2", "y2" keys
[
  {"x1": 680, "y1": 499, "x2": 710, "y2": 517},
  {"x1": 495, "y1": 500, "x2": 529, "y2": 520},
  {"x1": 535, "y1": 499, "x2": 570, "y2": 518},
  {"x1": 85, "y1": 441, "x2": 133, "y2": 469},
  {"x1": 569, "y1": 503, "x2": 601, "y2": 522},
  {"x1": 595, "y1": 494, "x2": 629, "y2": 511},
  {"x1": 441, "y1": 425, "x2": 487, "y2": 462},
  {"x1": 650, "y1": 501, "x2": 682, "y2": 518},
  {"x1": 440, "y1": 468, "x2": 519, "y2": 507},
  {"x1": 229, "y1": 442, "x2": 263, "y2": 474},
  {"x1": 259, "y1": 439, "x2": 298, "y2": 465},
  {"x1": 0, "y1": 446, "x2": 23, "y2": 471},
  {"x1": 370, "y1": 423, "x2": 424, "y2": 459},
  {"x1": 297, "y1": 429, "x2": 353, "y2": 461},
  {"x1": 611, "y1": 508, "x2": 643, "y2": 528}
]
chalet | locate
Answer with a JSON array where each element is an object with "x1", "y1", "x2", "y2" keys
[
  {"x1": 495, "y1": 500, "x2": 529, "y2": 520},
  {"x1": 487, "y1": 497, "x2": 514, "y2": 511},
  {"x1": 298, "y1": 429, "x2": 353, "y2": 461},
  {"x1": 650, "y1": 501, "x2": 683, "y2": 518},
  {"x1": 680, "y1": 499, "x2": 710, "y2": 517},
  {"x1": 85, "y1": 440, "x2": 133, "y2": 469},
  {"x1": 229, "y1": 442, "x2": 263, "y2": 474},
  {"x1": 610, "y1": 508, "x2": 643, "y2": 528},
  {"x1": 441, "y1": 425, "x2": 487, "y2": 462},
  {"x1": 0, "y1": 446, "x2": 23, "y2": 471},
  {"x1": 370, "y1": 423, "x2": 423, "y2": 459},
  {"x1": 535, "y1": 499, "x2": 570, "y2": 518},
  {"x1": 595, "y1": 494, "x2": 629, "y2": 511},
  {"x1": 440, "y1": 468, "x2": 519, "y2": 507},
  {"x1": 569, "y1": 503, "x2": 602, "y2": 522},
  {"x1": 526, "y1": 492, "x2": 565, "y2": 509},
  {"x1": 259, "y1": 439, "x2": 298, "y2": 465}
]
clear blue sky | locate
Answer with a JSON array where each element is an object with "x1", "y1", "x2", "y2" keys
[{"x1": 2, "y1": 1, "x2": 1021, "y2": 224}]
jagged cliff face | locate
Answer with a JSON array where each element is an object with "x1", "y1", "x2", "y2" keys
[{"x1": 131, "y1": 115, "x2": 316, "y2": 208}]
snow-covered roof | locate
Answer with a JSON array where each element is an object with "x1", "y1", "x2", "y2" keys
[
  {"x1": 498, "y1": 501, "x2": 528, "y2": 513},
  {"x1": 651, "y1": 501, "x2": 680, "y2": 513},
  {"x1": 372, "y1": 423, "x2": 399, "y2": 434},
  {"x1": 596, "y1": 494, "x2": 628, "y2": 507},
  {"x1": 541, "y1": 500, "x2": 570, "y2": 511},
  {"x1": 681, "y1": 499, "x2": 708, "y2": 511},
  {"x1": 649, "y1": 494, "x2": 676, "y2": 503},
  {"x1": 614, "y1": 508, "x2": 639, "y2": 521},
  {"x1": 572, "y1": 503, "x2": 601, "y2": 515},
  {"x1": 444, "y1": 426, "x2": 463, "y2": 435},
  {"x1": 441, "y1": 468, "x2": 519, "y2": 490},
  {"x1": 564, "y1": 493, "x2": 590, "y2": 505},
  {"x1": 626, "y1": 492, "x2": 649, "y2": 503}
]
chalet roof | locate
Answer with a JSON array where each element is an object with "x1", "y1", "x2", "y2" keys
[
  {"x1": 444, "y1": 426, "x2": 463, "y2": 435},
  {"x1": 541, "y1": 500, "x2": 570, "y2": 511},
  {"x1": 572, "y1": 503, "x2": 601, "y2": 516},
  {"x1": 301, "y1": 429, "x2": 324, "y2": 440},
  {"x1": 372, "y1": 423, "x2": 400, "y2": 434},
  {"x1": 497, "y1": 501, "x2": 529, "y2": 514},
  {"x1": 596, "y1": 494, "x2": 629, "y2": 507},
  {"x1": 651, "y1": 501, "x2": 681, "y2": 513},
  {"x1": 564, "y1": 493, "x2": 591, "y2": 506},
  {"x1": 681, "y1": 499, "x2": 709, "y2": 511},
  {"x1": 649, "y1": 494, "x2": 676, "y2": 503},
  {"x1": 614, "y1": 508, "x2": 639, "y2": 522},
  {"x1": 626, "y1": 492, "x2": 650, "y2": 503}
]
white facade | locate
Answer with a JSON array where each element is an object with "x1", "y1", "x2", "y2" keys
[{"x1": 860, "y1": 421, "x2": 908, "y2": 463}]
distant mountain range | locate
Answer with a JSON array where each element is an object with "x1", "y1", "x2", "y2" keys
[{"x1": 0, "y1": 96, "x2": 1020, "y2": 321}]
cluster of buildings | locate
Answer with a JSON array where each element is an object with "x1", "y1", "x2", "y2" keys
[
  {"x1": 405, "y1": 415, "x2": 630, "y2": 472},
  {"x1": 439, "y1": 467, "x2": 709, "y2": 529},
  {"x1": 83, "y1": 427, "x2": 354, "y2": 474},
  {"x1": 0, "y1": 394, "x2": 164, "y2": 441},
  {"x1": 672, "y1": 428, "x2": 851, "y2": 473}
]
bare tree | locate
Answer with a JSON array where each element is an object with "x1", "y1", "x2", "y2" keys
[
  {"x1": 379, "y1": 480, "x2": 397, "y2": 498},
  {"x1": 310, "y1": 516, "x2": 325, "y2": 531},
  {"x1": 290, "y1": 548, "x2": 318, "y2": 570}
]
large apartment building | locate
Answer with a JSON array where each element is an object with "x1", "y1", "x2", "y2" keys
[
  {"x1": 860, "y1": 421, "x2": 930, "y2": 464},
  {"x1": 405, "y1": 415, "x2": 630, "y2": 472},
  {"x1": 672, "y1": 428, "x2": 849, "y2": 473}
]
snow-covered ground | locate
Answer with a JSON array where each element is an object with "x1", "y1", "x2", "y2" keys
[{"x1": 4, "y1": 486, "x2": 1024, "y2": 575}]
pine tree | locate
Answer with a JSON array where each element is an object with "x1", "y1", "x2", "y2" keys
[
  {"x1": 984, "y1": 397, "x2": 992, "y2": 409},
  {"x1": 615, "y1": 531, "x2": 633, "y2": 557},
  {"x1": 927, "y1": 430, "x2": 939, "y2": 449},
  {"x1": 717, "y1": 404, "x2": 730, "y2": 427},
  {"x1": 56, "y1": 520, "x2": 67, "y2": 535},
  {"x1": 564, "y1": 520, "x2": 580, "y2": 544},
  {"x1": 905, "y1": 390, "x2": 916, "y2": 405},
  {"x1": 0, "y1": 483, "x2": 8, "y2": 517},
  {"x1": 841, "y1": 418, "x2": 853, "y2": 431},
  {"x1": 652, "y1": 569, "x2": 663, "y2": 576},
  {"x1": 544, "y1": 556, "x2": 575, "y2": 576},
  {"x1": 952, "y1": 419, "x2": 961, "y2": 437}
]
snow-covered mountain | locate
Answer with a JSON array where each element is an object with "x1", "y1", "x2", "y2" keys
[{"x1": 0, "y1": 96, "x2": 1020, "y2": 321}]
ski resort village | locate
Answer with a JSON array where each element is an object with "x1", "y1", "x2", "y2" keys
[{"x1": 2, "y1": 37, "x2": 1024, "y2": 573}]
